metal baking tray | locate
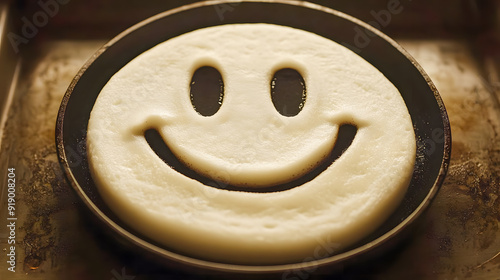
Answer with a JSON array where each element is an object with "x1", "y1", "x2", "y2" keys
[{"x1": 1, "y1": 0, "x2": 499, "y2": 279}]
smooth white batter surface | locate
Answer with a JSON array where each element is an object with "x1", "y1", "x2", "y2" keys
[{"x1": 87, "y1": 23, "x2": 416, "y2": 264}]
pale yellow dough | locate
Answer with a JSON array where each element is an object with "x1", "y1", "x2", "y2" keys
[{"x1": 87, "y1": 23, "x2": 416, "y2": 264}]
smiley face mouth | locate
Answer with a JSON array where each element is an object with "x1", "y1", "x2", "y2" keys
[{"x1": 145, "y1": 124, "x2": 357, "y2": 193}]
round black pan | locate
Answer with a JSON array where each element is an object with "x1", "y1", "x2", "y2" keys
[{"x1": 55, "y1": 0, "x2": 451, "y2": 276}]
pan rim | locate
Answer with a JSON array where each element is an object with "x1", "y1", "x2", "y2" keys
[{"x1": 55, "y1": 0, "x2": 451, "y2": 274}]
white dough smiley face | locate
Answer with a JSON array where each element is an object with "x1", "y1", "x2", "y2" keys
[{"x1": 87, "y1": 24, "x2": 416, "y2": 264}]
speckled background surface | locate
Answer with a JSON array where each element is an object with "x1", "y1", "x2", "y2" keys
[{"x1": 0, "y1": 1, "x2": 499, "y2": 279}]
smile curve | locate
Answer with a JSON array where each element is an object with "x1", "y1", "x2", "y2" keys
[{"x1": 145, "y1": 124, "x2": 357, "y2": 193}]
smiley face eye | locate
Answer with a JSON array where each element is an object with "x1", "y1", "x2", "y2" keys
[
  {"x1": 190, "y1": 66, "x2": 224, "y2": 116},
  {"x1": 271, "y1": 68, "x2": 306, "y2": 117}
]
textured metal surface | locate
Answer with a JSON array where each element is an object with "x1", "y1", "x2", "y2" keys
[
  {"x1": 377, "y1": 39, "x2": 500, "y2": 280},
  {"x1": 0, "y1": 2, "x2": 19, "y2": 144},
  {"x1": 0, "y1": 0, "x2": 499, "y2": 279}
]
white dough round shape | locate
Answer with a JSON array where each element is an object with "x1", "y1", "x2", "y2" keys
[{"x1": 87, "y1": 23, "x2": 416, "y2": 265}]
